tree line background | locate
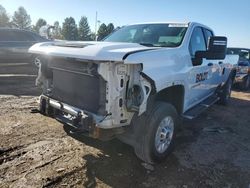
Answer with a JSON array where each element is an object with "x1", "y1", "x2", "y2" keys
[{"x1": 0, "y1": 5, "x2": 117, "y2": 41}]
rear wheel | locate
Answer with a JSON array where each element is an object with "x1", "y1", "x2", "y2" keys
[
  {"x1": 240, "y1": 75, "x2": 250, "y2": 90},
  {"x1": 134, "y1": 102, "x2": 178, "y2": 163}
]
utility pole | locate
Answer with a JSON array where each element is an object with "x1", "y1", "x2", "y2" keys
[{"x1": 95, "y1": 11, "x2": 98, "y2": 36}]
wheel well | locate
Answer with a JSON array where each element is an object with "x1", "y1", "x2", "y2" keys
[{"x1": 154, "y1": 85, "x2": 185, "y2": 114}]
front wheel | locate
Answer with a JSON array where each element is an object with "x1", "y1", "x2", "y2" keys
[
  {"x1": 218, "y1": 76, "x2": 233, "y2": 105},
  {"x1": 134, "y1": 102, "x2": 178, "y2": 164}
]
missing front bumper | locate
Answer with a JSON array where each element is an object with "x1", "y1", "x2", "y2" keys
[{"x1": 39, "y1": 95, "x2": 124, "y2": 140}]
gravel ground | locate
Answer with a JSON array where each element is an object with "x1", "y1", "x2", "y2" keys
[{"x1": 0, "y1": 63, "x2": 250, "y2": 188}]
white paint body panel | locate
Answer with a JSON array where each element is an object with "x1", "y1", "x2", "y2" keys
[
  {"x1": 29, "y1": 41, "x2": 157, "y2": 62},
  {"x1": 29, "y1": 22, "x2": 238, "y2": 123}
]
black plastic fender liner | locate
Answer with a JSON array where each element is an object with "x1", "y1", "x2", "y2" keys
[{"x1": 140, "y1": 72, "x2": 157, "y2": 95}]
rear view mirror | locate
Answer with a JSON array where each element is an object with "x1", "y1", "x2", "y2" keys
[{"x1": 195, "y1": 36, "x2": 227, "y2": 62}]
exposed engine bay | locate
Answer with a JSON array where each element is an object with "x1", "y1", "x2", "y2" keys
[{"x1": 36, "y1": 56, "x2": 152, "y2": 137}]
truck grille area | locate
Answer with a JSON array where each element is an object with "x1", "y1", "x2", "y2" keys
[{"x1": 47, "y1": 58, "x2": 107, "y2": 115}]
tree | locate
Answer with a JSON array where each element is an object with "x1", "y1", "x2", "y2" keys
[
  {"x1": 52, "y1": 21, "x2": 63, "y2": 39},
  {"x1": 106, "y1": 23, "x2": 114, "y2": 35},
  {"x1": 97, "y1": 23, "x2": 115, "y2": 41},
  {"x1": 34, "y1": 18, "x2": 47, "y2": 33},
  {"x1": 78, "y1": 16, "x2": 91, "y2": 41},
  {"x1": 97, "y1": 23, "x2": 107, "y2": 41},
  {"x1": 62, "y1": 17, "x2": 78, "y2": 40},
  {"x1": 0, "y1": 5, "x2": 9, "y2": 27},
  {"x1": 12, "y1": 6, "x2": 31, "y2": 29}
]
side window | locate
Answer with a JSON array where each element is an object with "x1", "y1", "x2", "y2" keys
[
  {"x1": 189, "y1": 27, "x2": 206, "y2": 57},
  {"x1": 0, "y1": 30, "x2": 13, "y2": 41},
  {"x1": 32, "y1": 33, "x2": 47, "y2": 42},
  {"x1": 0, "y1": 30, "x2": 35, "y2": 42},
  {"x1": 203, "y1": 29, "x2": 213, "y2": 48},
  {"x1": 12, "y1": 31, "x2": 36, "y2": 41}
]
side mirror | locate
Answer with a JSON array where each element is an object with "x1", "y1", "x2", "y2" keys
[
  {"x1": 206, "y1": 36, "x2": 227, "y2": 59},
  {"x1": 194, "y1": 36, "x2": 227, "y2": 64}
]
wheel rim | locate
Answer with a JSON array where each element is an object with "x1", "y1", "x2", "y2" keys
[{"x1": 155, "y1": 116, "x2": 174, "y2": 154}]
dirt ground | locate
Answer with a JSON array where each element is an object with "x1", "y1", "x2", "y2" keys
[{"x1": 0, "y1": 63, "x2": 250, "y2": 188}]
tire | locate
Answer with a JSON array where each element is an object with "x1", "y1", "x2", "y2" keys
[
  {"x1": 218, "y1": 76, "x2": 233, "y2": 105},
  {"x1": 134, "y1": 102, "x2": 178, "y2": 164},
  {"x1": 39, "y1": 97, "x2": 46, "y2": 114},
  {"x1": 39, "y1": 97, "x2": 54, "y2": 116},
  {"x1": 240, "y1": 75, "x2": 250, "y2": 90}
]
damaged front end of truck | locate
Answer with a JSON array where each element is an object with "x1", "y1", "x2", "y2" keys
[{"x1": 31, "y1": 42, "x2": 154, "y2": 140}]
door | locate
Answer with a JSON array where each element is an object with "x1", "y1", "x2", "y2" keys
[
  {"x1": 203, "y1": 28, "x2": 222, "y2": 91},
  {"x1": 0, "y1": 30, "x2": 13, "y2": 60},
  {"x1": 186, "y1": 27, "x2": 214, "y2": 109},
  {"x1": 0, "y1": 30, "x2": 36, "y2": 61},
  {"x1": 11, "y1": 30, "x2": 37, "y2": 60}
]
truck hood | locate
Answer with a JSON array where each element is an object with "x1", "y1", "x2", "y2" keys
[{"x1": 29, "y1": 41, "x2": 157, "y2": 62}]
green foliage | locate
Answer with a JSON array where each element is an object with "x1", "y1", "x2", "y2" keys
[
  {"x1": 97, "y1": 23, "x2": 107, "y2": 41},
  {"x1": 12, "y1": 6, "x2": 31, "y2": 29},
  {"x1": 62, "y1": 17, "x2": 78, "y2": 40},
  {"x1": 1, "y1": 5, "x2": 117, "y2": 41},
  {"x1": 0, "y1": 5, "x2": 10, "y2": 27},
  {"x1": 35, "y1": 18, "x2": 47, "y2": 32},
  {"x1": 106, "y1": 23, "x2": 114, "y2": 35},
  {"x1": 97, "y1": 23, "x2": 115, "y2": 41},
  {"x1": 78, "y1": 16, "x2": 91, "y2": 41}
]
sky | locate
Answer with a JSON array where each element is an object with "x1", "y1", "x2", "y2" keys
[{"x1": 0, "y1": 0, "x2": 250, "y2": 48}]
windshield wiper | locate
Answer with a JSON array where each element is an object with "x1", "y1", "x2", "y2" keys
[
  {"x1": 139, "y1": 43, "x2": 155, "y2": 47},
  {"x1": 139, "y1": 42, "x2": 178, "y2": 48},
  {"x1": 155, "y1": 42, "x2": 178, "y2": 47}
]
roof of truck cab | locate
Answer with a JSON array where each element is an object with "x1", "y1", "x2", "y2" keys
[
  {"x1": 227, "y1": 47, "x2": 250, "y2": 51},
  {"x1": 125, "y1": 22, "x2": 213, "y2": 32},
  {"x1": 127, "y1": 21, "x2": 190, "y2": 25}
]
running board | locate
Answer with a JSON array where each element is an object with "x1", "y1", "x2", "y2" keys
[{"x1": 182, "y1": 95, "x2": 220, "y2": 120}]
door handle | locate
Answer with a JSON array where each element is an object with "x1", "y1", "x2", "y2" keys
[{"x1": 208, "y1": 62, "x2": 213, "y2": 66}]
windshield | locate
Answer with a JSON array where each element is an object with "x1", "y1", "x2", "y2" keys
[{"x1": 104, "y1": 23, "x2": 188, "y2": 47}]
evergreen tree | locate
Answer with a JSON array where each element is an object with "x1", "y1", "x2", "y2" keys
[
  {"x1": 62, "y1": 17, "x2": 78, "y2": 40},
  {"x1": 78, "y1": 16, "x2": 91, "y2": 41},
  {"x1": 35, "y1": 18, "x2": 47, "y2": 33},
  {"x1": 0, "y1": 5, "x2": 9, "y2": 27},
  {"x1": 106, "y1": 23, "x2": 114, "y2": 35},
  {"x1": 97, "y1": 23, "x2": 115, "y2": 41},
  {"x1": 97, "y1": 23, "x2": 107, "y2": 41},
  {"x1": 12, "y1": 6, "x2": 31, "y2": 29}
]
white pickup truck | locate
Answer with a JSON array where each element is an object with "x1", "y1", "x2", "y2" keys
[{"x1": 29, "y1": 22, "x2": 238, "y2": 163}]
